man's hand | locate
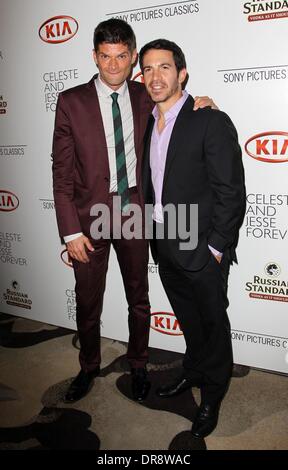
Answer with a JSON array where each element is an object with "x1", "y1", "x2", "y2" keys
[
  {"x1": 194, "y1": 96, "x2": 219, "y2": 111},
  {"x1": 213, "y1": 253, "x2": 222, "y2": 264},
  {"x1": 66, "y1": 235, "x2": 94, "y2": 263}
]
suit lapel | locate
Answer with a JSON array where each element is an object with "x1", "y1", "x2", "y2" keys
[
  {"x1": 142, "y1": 115, "x2": 155, "y2": 202},
  {"x1": 128, "y1": 81, "x2": 141, "y2": 156},
  {"x1": 83, "y1": 75, "x2": 109, "y2": 175},
  {"x1": 128, "y1": 80, "x2": 151, "y2": 189},
  {"x1": 163, "y1": 95, "x2": 194, "y2": 189}
]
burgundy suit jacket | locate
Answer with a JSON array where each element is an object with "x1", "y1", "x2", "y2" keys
[{"x1": 52, "y1": 74, "x2": 153, "y2": 238}]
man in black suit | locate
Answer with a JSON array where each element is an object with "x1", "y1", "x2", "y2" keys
[{"x1": 140, "y1": 39, "x2": 245, "y2": 438}]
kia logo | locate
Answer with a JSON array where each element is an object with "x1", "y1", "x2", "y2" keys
[
  {"x1": 150, "y1": 312, "x2": 183, "y2": 336},
  {"x1": 245, "y1": 131, "x2": 288, "y2": 163},
  {"x1": 39, "y1": 16, "x2": 78, "y2": 44},
  {"x1": 0, "y1": 190, "x2": 19, "y2": 212},
  {"x1": 61, "y1": 249, "x2": 73, "y2": 267}
]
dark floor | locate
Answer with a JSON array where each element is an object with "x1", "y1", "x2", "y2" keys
[{"x1": 0, "y1": 313, "x2": 287, "y2": 450}]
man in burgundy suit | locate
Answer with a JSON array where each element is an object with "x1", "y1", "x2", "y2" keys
[{"x1": 52, "y1": 19, "x2": 215, "y2": 404}]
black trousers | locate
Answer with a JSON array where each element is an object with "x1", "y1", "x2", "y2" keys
[{"x1": 156, "y1": 237, "x2": 233, "y2": 404}]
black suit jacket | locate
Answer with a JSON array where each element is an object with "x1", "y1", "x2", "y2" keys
[{"x1": 142, "y1": 95, "x2": 246, "y2": 271}]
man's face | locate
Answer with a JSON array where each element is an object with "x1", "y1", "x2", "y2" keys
[
  {"x1": 93, "y1": 42, "x2": 137, "y2": 90},
  {"x1": 142, "y1": 49, "x2": 186, "y2": 107}
]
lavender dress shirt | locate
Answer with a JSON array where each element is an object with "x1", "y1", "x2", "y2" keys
[{"x1": 149, "y1": 91, "x2": 221, "y2": 258}]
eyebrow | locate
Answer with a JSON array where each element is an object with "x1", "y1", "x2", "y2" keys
[
  {"x1": 98, "y1": 51, "x2": 129, "y2": 57},
  {"x1": 143, "y1": 62, "x2": 172, "y2": 68}
]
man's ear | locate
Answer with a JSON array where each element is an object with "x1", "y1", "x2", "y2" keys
[
  {"x1": 179, "y1": 68, "x2": 187, "y2": 85},
  {"x1": 93, "y1": 49, "x2": 98, "y2": 66},
  {"x1": 131, "y1": 48, "x2": 138, "y2": 66}
]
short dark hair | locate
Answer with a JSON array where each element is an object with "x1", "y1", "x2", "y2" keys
[
  {"x1": 139, "y1": 39, "x2": 186, "y2": 74},
  {"x1": 93, "y1": 19, "x2": 136, "y2": 52}
]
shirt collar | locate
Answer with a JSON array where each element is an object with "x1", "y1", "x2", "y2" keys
[
  {"x1": 152, "y1": 90, "x2": 189, "y2": 120},
  {"x1": 95, "y1": 75, "x2": 128, "y2": 98}
]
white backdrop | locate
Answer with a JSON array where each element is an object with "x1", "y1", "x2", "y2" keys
[{"x1": 1, "y1": 0, "x2": 288, "y2": 373}]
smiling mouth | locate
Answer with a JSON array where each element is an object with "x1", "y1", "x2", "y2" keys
[
  {"x1": 151, "y1": 85, "x2": 164, "y2": 90},
  {"x1": 150, "y1": 82, "x2": 166, "y2": 91},
  {"x1": 151, "y1": 88, "x2": 165, "y2": 94}
]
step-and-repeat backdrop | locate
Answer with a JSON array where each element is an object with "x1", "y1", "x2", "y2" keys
[{"x1": 1, "y1": 0, "x2": 288, "y2": 373}]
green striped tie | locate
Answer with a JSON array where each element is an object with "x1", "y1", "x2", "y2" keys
[{"x1": 111, "y1": 92, "x2": 130, "y2": 213}]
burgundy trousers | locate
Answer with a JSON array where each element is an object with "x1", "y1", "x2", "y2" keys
[{"x1": 72, "y1": 189, "x2": 151, "y2": 372}]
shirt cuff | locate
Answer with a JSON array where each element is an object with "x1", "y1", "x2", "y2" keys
[
  {"x1": 208, "y1": 244, "x2": 222, "y2": 258},
  {"x1": 64, "y1": 232, "x2": 83, "y2": 243}
]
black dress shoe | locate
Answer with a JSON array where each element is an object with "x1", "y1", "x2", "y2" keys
[
  {"x1": 191, "y1": 402, "x2": 221, "y2": 438},
  {"x1": 64, "y1": 367, "x2": 100, "y2": 403},
  {"x1": 131, "y1": 367, "x2": 151, "y2": 402},
  {"x1": 156, "y1": 377, "x2": 201, "y2": 398}
]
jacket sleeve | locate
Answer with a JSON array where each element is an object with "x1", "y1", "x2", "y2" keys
[
  {"x1": 52, "y1": 93, "x2": 82, "y2": 238},
  {"x1": 204, "y1": 110, "x2": 246, "y2": 252}
]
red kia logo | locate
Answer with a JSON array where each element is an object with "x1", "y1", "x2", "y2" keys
[
  {"x1": 39, "y1": 16, "x2": 79, "y2": 44},
  {"x1": 150, "y1": 312, "x2": 183, "y2": 336},
  {"x1": 61, "y1": 249, "x2": 73, "y2": 267},
  {"x1": 245, "y1": 131, "x2": 288, "y2": 163},
  {"x1": 132, "y1": 71, "x2": 144, "y2": 83},
  {"x1": 0, "y1": 190, "x2": 19, "y2": 212}
]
